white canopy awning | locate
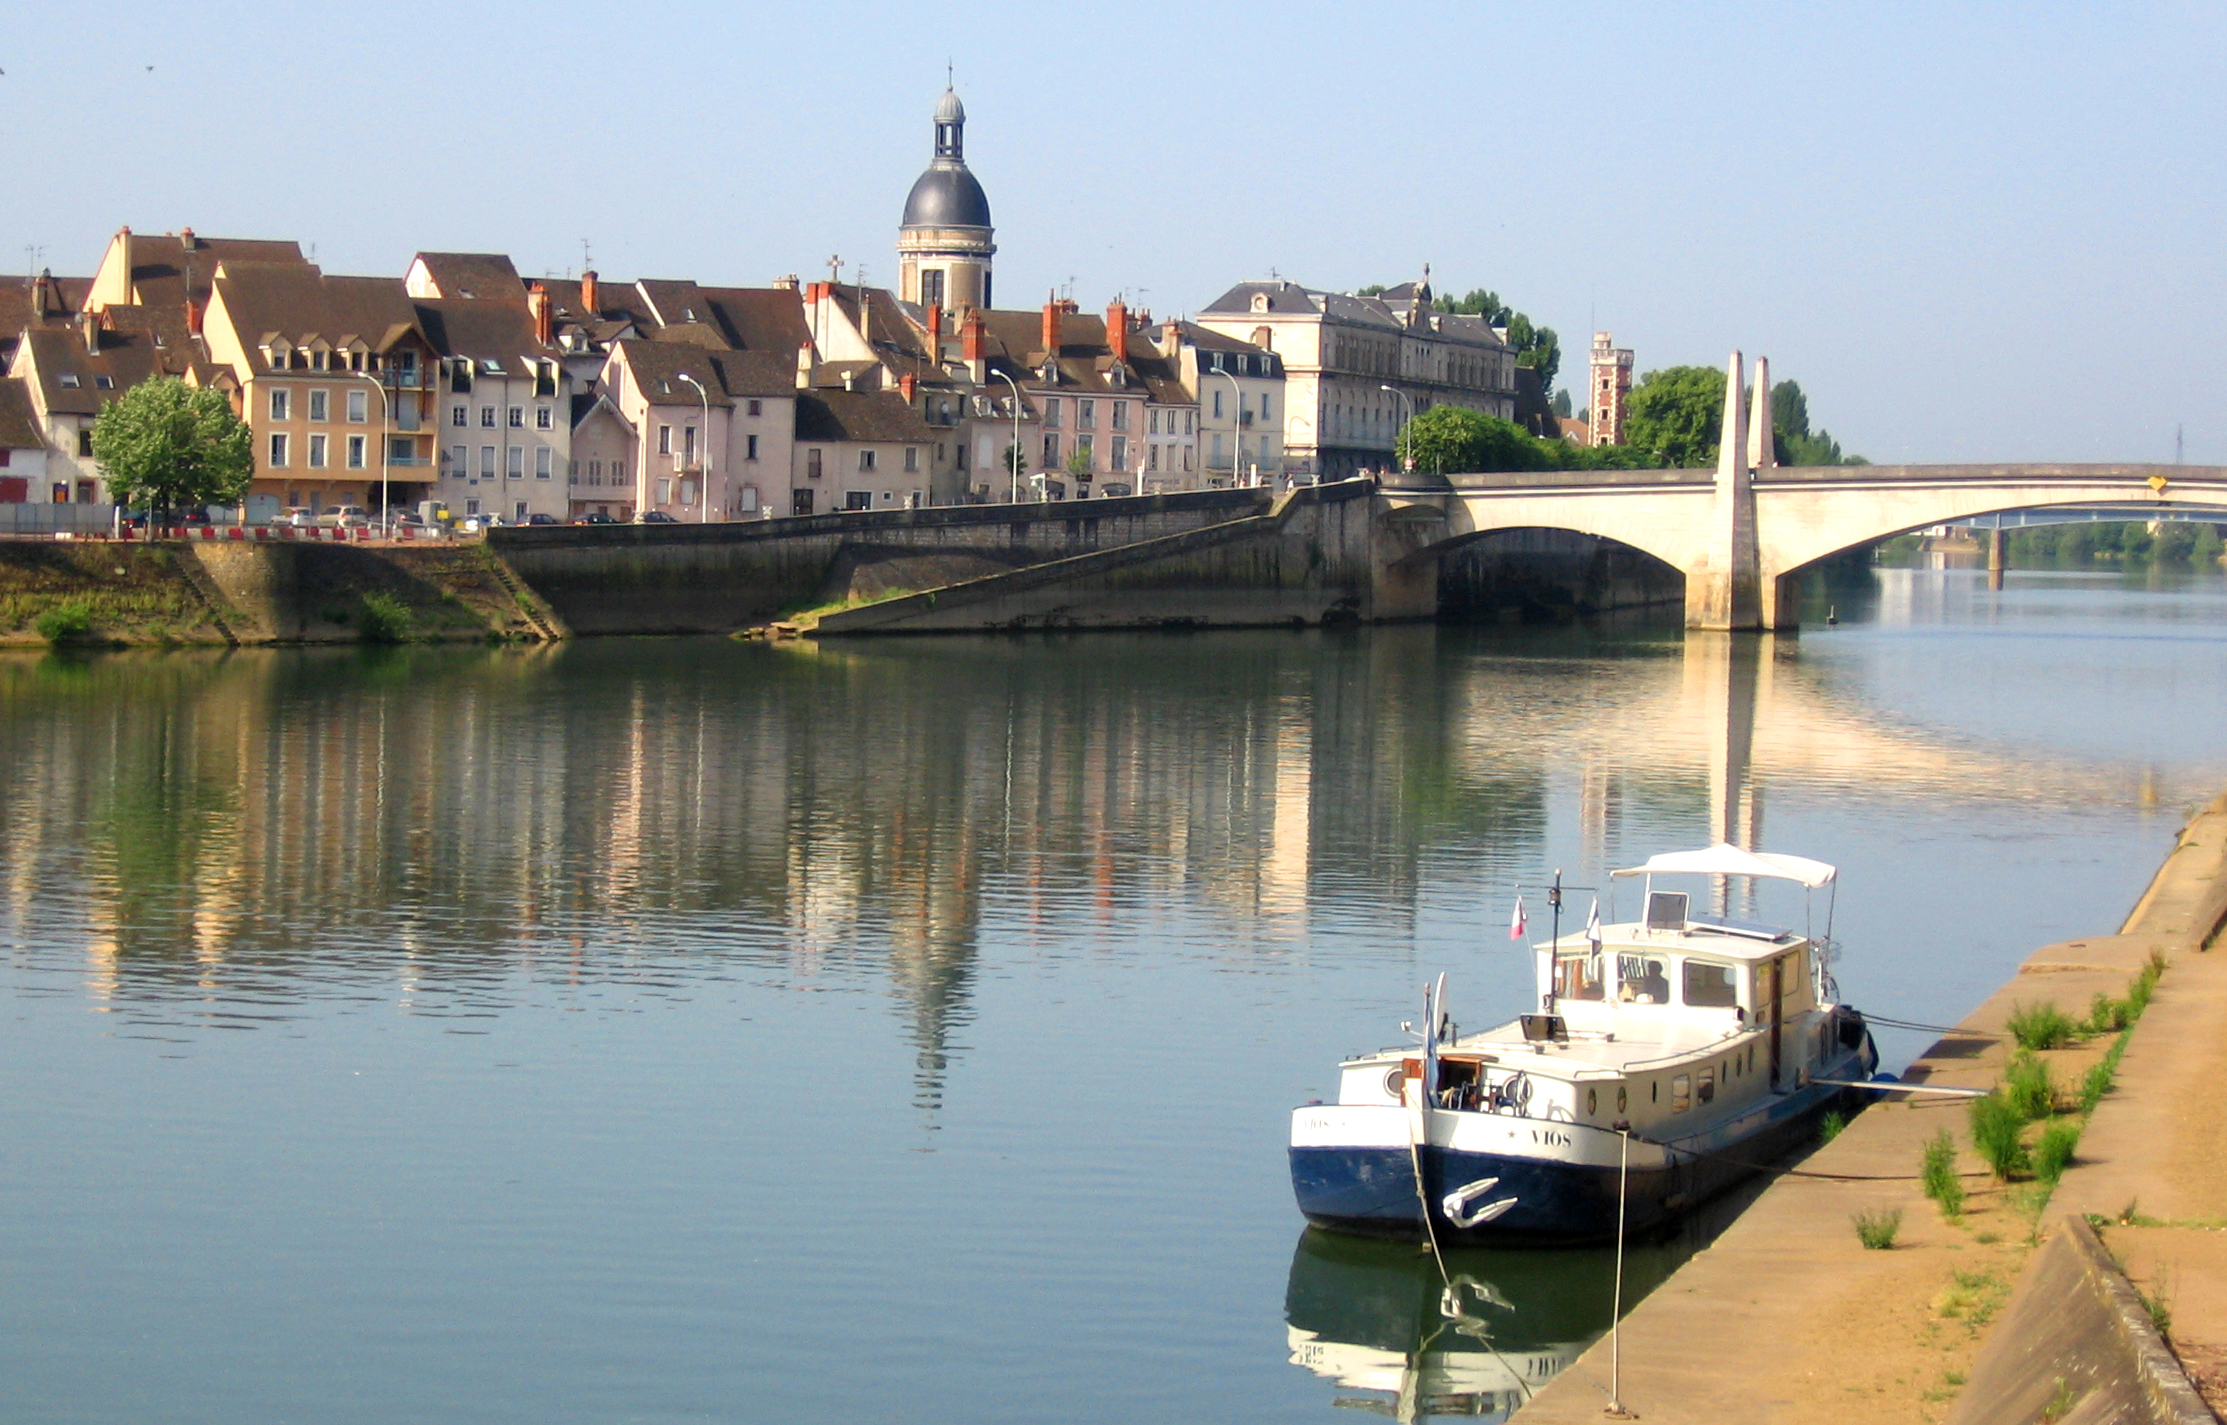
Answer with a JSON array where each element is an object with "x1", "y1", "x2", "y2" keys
[{"x1": 1610, "y1": 843, "x2": 1837, "y2": 888}]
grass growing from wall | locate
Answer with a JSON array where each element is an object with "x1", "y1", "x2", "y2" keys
[
  {"x1": 1921, "y1": 1129, "x2": 1965, "y2": 1220},
  {"x1": 1853, "y1": 1207, "x2": 1903, "y2": 1250}
]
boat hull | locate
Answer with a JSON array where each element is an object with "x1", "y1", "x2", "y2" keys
[{"x1": 1291, "y1": 1047, "x2": 1876, "y2": 1246}]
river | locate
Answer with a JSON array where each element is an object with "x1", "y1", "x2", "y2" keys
[{"x1": 3, "y1": 559, "x2": 2224, "y2": 1423}]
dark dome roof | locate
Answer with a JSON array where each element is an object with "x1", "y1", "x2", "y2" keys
[{"x1": 902, "y1": 164, "x2": 992, "y2": 230}]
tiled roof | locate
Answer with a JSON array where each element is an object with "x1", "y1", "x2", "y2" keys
[
  {"x1": 634, "y1": 279, "x2": 715, "y2": 330},
  {"x1": 411, "y1": 252, "x2": 525, "y2": 302},
  {"x1": 18, "y1": 327, "x2": 168, "y2": 415},
  {"x1": 414, "y1": 296, "x2": 551, "y2": 364},
  {"x1": 610, "y1": 339, "x2": 795, "y2": 405},
  {"x1": 125, "y1": 233, "x2": 307, "y2": 321},
  {"x1": 210, "y1": 263, "x2": 425, "y2": 373},
  {"x1": 699, "y1": 286, "x2": 811, "y2": 353},
  {"x1": 0, "y1": 274, "x2": 91, "y2": 346},
  {"x1": 0, "y1": 376, "x2": 42, "y2": 447},
  {"x1": 794, "y1": 388, "x2": 933, "y2": 444}
]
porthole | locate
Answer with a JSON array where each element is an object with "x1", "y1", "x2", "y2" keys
[
  {"x1": 1651, "y1": 1081, "x2": 1659, "y2": 1103},
  {"x1": 1617, "y1": 1085, "x2": 1628, "y2": 1114},
  {"x1": 1383, "y1": 1067, "x2": 1405, "y2": 1099},
  {"x1": 1587, "y1": 1088, "x2": 1598, "y2": 1117}
]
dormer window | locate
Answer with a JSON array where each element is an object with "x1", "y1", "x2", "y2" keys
[
  {"x1": 95, "y1": 375, "x2": 113, "y2": 390},
  {"x1": 58, "y1": 373, "x2": 80, "y2": 389},
  {"x1": 1250, "y1": 293, "x2": 1270, "y2": 314}
]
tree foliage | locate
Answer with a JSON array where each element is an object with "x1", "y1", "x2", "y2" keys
[
  {"x1": 1395, "y1": 405, "x2": 1650, "y2": 474},
  {"x1": 1624, "y1": 365, "x2": 1727, "y2": 468},
  {"x1": 1770, "y1": 378, "x2": 1865, "y2": 466},
  {"x1": 91, "y1": 378, "x2": 254, "y2": 515}
]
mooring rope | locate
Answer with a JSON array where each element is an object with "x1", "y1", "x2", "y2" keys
[{"x1": 1863, "y1": 1013, "x2": 2000, "y2": 1038}]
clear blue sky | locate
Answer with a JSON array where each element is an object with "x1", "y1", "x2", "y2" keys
[{"x1": 3, "y1": 1, "x2": 2220, "y2": 463}]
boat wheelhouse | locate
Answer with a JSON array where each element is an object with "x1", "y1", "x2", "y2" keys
[{"x1": 1289, "y1": 845, "x2": 1877, "y2": 1245}]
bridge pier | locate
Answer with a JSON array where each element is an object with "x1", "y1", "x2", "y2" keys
[
  {"x1": 1687, "y1": 352, "x2": 1769, "y2": 632},
  {"x1": 1988, "y1": 526, "x2": 2008, "y2": 590}
]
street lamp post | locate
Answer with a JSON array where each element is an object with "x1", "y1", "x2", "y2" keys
[
  {"x1": 365, "y1": 371, "x2": 391, "y2": 538},
  {"x1": 1381, "y1": 384, "x2": 1416, "y2": 473},
  {"x1": 992, "y1": 369, "x2": 1024, "y2": 504},
  {"x1": 1215, "y1": 368, "x2": 1246, "y2": 486},
  {"x1": 676, "y1": 372, "x2": 711, "y2": 522}
]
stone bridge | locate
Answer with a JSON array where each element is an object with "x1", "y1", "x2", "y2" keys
[{"x1": 1377, "y1": 353, "x2": 2227, "y2": 629}]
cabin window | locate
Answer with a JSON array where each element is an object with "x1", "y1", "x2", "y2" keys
[
  {"x1": 1617, "y1": 1085, "x2": 1628, "y2": 1114},
  {"x1": 1554, "y1": 955, "x2": 1605, "y2": 1002},
  {"x1": 1697, "y1": 1067, "x2": 1716, "y2": 1104},
  {"x1": 1683, "y1": 960, "x2": 1738, "y2": 1008},
  {"x1": 1618, "y1": 956, "x2": 1670, "y2": 1004},
  {"x1": 1586, "y1": 1087, "x2": 1598, "y2": 1118},
  {"x1": 1671, "y1": 1074, "x2": 1691, "y2": 1113}
]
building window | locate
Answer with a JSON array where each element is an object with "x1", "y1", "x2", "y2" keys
[
  {"x1": 535, "y1": 406, "x2": 552, "y2": 430},
  {"x1": 269, "y1": 432, "x2": 289, "y2": 467},
  {"x1": 1148, "y1": 444, "x2": 1160, "y2": 471},
  {"x1": 683, "y1": 425, "x2": 698, "y2": 461},
  {"x1": 77, "y1": 428, "x2": 94, "y2": 457},
  {"x1": 537, "y1": 448, "x2": 553, "y2": 478},
  {"x1": 508, "y1": 406, "x2": 523, "y2": 428},
  {"x1": 1076, "y1": 434, "x2": 1094, "y2": 464},
  {"x1": 586, "y1": 459, "x2": 600, "y2": 484},
  {"x1": 858, "y1": 449, "x2": 877, "y2": 472},
  {"x1": 657, "y1": 425, "x2": 672, "y2": 455},
  {"x1": 1043, "y1": 433, "x2": 1059, "y2": 465},
  {"x1": 59, "y1": 373, "x2": 80, "y2": 390},
  {"x1": 308, "y1": 389, "x2": 329, "y2": 423},
  {"x1": 1078, "y1": 399, "x2": 1096, "y2": 427},
  {"x1": 656, "y1": 476, "x2": 671, "y2": 505},
  {"x1": 1211, "y1": 390, "x2": 1224, "y2": 419},
  {"x1": 348, "y1": 390, "x2": 368, "y2": 423},
  {"x1": 270, "y1": 389, "x2": 290, "y2": 422},
  {"x1": 746, "y1": 399, "x2": 763, "y2": 417},
  {"x1": 845, "y1": 490, "x2": 872, "y2": 511},
  {"x1": 903, "y1": 446, "x2": 919, "y2": 472},
  {"x1": 1043, "y1": 398, "x2": 1060, "y2": 429},
  {"x1": 1110, "y1": 436, "x2": 1126, "y2": 469},
  {"x1": 308, "y1": 433, "x2": 328, "y2": 468},
  {"x1": 807, "y1": 449, "x2": 823, "y2": 480},
  {"x1": 920, "y1": 268, "x2": 945, "y2": 311},
  {"x1": 745, "y1": 433, "x2": 759, "y2": 461},
  {"x1": 480, "y1": 445, "x2": 496, "y2": 476},
  {"x1": 1111, "y1": 401, "x2": 1129, "y2": 430},
  {"x1": 507, "y1": 447, "x2": 523, "y2": 477},
  {"x1": 389, "y1": 436, "x2": 414, "y2": 463},
  {"x1": 447, "y1": 444, "x2": 465, "y2": 473},
  {"x1": 1185, "y1": 412, "x2": 1194, "y2": 435},
  {"x1": 480, "y1": 406, "x2": 496, "y2": 428},
  {"x1": 349, "y1": 436, "x2": 368, "y2": 469},
  {"x1": 1149, "y1": 409, "x2": 1160, "y2": 435},
  {"x1": 451, "y1": 405, "x2": 467, "y2": 427}
]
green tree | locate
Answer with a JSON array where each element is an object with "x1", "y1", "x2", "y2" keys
[
  {"x1": 1550, "y1": 388, "x2": 1573, "y2": 418},
  {"x1": 92, "y1": 378, "x2": 253, "y2": 518},
  {"x1": 1770, "y1": 378, "x2": 1865, "y2": 466},
  {"x1": 1396, "y1": 405, "x2": 1652, "y2": 474},
  {"x1": 1625, "y1": 365, "x2": 1727, "y2": 468},
  {"x1": 1064, "y1": 446, "x2": 1094, "y2": 480}
]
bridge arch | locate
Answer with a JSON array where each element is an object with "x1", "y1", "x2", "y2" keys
[{"x1": 1428, "y1": 526, "x2": 1685, "y2": 622}]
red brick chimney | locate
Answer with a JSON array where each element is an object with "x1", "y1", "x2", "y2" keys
[
  {"x1": 1106, "y1": 300, "x2": 1128, "y2": 364},
  {"x1": 1042, "y1": 294, "x2": 1060, "y2": 356},
  {"x1": 926, "y1": 301, "x2": 943, "y2": 354},
  {"x1": 899, "y1": 372, "x2": 918, "y2": 402},
  {"x1": 580, "y1": 269, "x2": 599, "y2": 315},
  {"x1": 527, "y1": 282, "x2": 552, "y2": 346},
  {"x1": 186, "y1": 297, "x2": 203, "y2": 336},
  {"x1": 1162, "y1": 318, "x2": 1181, "y2": 353},
  {"x1": 31, "y1": 269, "x2": 55, "y2": 319},
  {"x1": 961, "y1": 306, "x2": 986, "y2": 362}
]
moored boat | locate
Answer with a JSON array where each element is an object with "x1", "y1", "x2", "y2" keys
[{"x1": 1289, "y1": 844, "x2": 1878, "y2": 1245}]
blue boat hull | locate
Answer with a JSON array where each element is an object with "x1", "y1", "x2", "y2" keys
[{"x1": 1293, "y1": 1050, "x2": 1876, "y2": 1246}]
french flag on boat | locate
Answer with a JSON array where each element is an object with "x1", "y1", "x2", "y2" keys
[{"x1": 1508, "y1": 895, "x2": 1527, "y2": 941}]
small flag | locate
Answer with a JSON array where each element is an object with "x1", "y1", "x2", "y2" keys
[
  {"x1": 1585, "y1": 897, "x2": 1603, "y2": 950},
  {"x1": 1509, "y1": 895, "x2": 1528, "y2": 941}
]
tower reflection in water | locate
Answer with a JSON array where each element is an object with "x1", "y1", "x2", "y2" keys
[{"x1": 1284, "y1": 1173, "x2": 1772, "y2": 1421}]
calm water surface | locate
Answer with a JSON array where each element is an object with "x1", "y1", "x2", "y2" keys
[{"x1": 4, "y1": 562, "x2": 2225, "y2": 1423}]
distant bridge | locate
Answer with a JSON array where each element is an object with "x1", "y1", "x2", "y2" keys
[{"x1": 1372, "y1": 353, "x2": 2227, "y2": 629}]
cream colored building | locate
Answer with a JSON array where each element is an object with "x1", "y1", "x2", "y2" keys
[{"x1": 1195, "y1": 276, "x2": 1515, "y2": 482}]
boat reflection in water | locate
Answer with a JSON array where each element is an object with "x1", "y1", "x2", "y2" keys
[{"x1": 1284, "y1": 1174, "x2": 1770, "y2": 1422}]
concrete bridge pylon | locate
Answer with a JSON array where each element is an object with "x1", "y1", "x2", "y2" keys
[{"x1": 1688, "y1": 352, "x2": 1766, "y2": 631}]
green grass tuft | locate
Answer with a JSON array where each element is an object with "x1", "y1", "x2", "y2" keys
[
  {"x1": 1921, "y1": 1129, "x2": 1965, "y2": 1220},
  {"x1": 2035, "y1": 1120, "x2": 2080, "y2": 1187},
  {"x1": 33, "y1": 601, "x2": 94, "y2": 644},
  {"x1": 2003, "y1": 1051, "x2": 2056, "y2": 1121},
  {"x1": 1852, "y1": 1206, "x2": 1902, "y2": 1250},
  {"x1": 1819, "y1": 1109, "x2": 1846, "y2": 1143},
  {"x1": 2087, "y1": 991, "x2": 2130, "y2": 1034},
  {"x1": 1971, "y1": 1091, "x2": 2032, "y2": 1180},
  {"x1": 357, "y1": 592, "x2": 414, "y2": 644},
  {"x1": 2007, "y1": 1000, "x2": 2078, "y2": 1050}
]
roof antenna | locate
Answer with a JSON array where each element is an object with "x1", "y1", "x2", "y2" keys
[
  {"x1": 946, "y1": 58, "x2": 954, "y2": 89},
  {"x1": 2176, "y1": 423, "x2": 2185, "y2": 464},
  {"x1": 581, "y1": 238, "x2": 593, "y2": 272}
]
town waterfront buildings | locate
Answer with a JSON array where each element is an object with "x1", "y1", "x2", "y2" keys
[{"x1": 0, "y1": 86, "x2": 1563, "y2": 519}]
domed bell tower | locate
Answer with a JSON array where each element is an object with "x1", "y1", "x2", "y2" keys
[{"x1": 898, "y1": 88, "x2": 996, "y2": 317}]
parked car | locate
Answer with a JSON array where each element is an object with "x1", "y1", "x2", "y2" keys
[
  {"x1": 460, "y1": 514, "x2": 509, "y2": 533},
  {"x1": 523, "y1": 513, "x2": 561, "y2": 526},
  {"x1": 572, "y1": 511, "x2": 618, "y2": 525},
  {"x1": 634, "y1": 510, "x2": 678, "y2": 524},
  {"x1": 318, "y1": 506, "x2": 370, "y2": 529},
  {"x1": 277, "y1": 507, "x2": 317, "y2": 527}
]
